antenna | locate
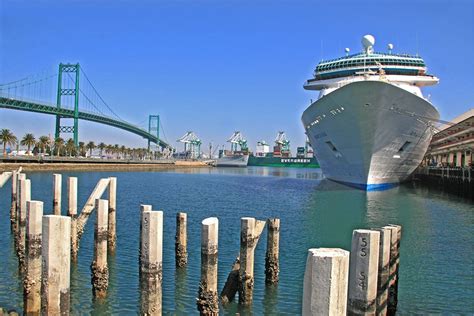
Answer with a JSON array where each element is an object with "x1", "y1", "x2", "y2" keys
[
  {"x1": 320, "y1": 39, "x2": 324, "y2": 61},
  {"x1": 388, "y1": 43, "x2": 394, "y2": 54},
  {"x1": 416, "y1": 32, "x2": 419, "y2": 56}
]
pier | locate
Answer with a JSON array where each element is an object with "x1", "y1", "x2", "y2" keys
[{"x1": 414, "y1": 166, "x2": 473, "y2": 200}]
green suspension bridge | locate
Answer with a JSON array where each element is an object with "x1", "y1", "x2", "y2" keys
[{"x1": 0, "y1": 63, "x2": 172, "y2": 150}]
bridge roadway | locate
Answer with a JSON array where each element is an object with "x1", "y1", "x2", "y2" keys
[{"x1": 0, "y1": 96, "x2": 171, "y2": 149}]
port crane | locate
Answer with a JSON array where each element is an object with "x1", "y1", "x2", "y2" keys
[
  {"x1": 177, "y1": 131, "x2": 201, "y2": 159},
  {"x1": 275, "y1": 131, "x2": 290, "y2": 151},
  {"x1": 227, "y1": 131, "x2": 248, "y2": 152}
]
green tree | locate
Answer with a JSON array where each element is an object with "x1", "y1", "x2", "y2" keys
[
  {"x1": 78, "y1": 142, "x2": 86, "y2": 157},
  {"x1": 98, "y1": 142, "x2": 106, "y2": 158},
  {"x1": 38, "y1": 136, "x2": 50, "y2": 154},
  {"x1": 114, "y1": 144, "x2": 119, "y2": 159},
  {"x1": 65, "y1": 138, "x2": 76, "y2": 156},
  {"x1": 0, "y1": 129, "x2": 17, "y2": 156},
  {"x1": 86, "y1": 141, "x2": 96, "y2": 157},
  {"x1": 54, "y1": 137, "x2": 65, "y2": 157},
  {"x1": 21, "y1": 133, "x2": 36, "y2": 155}
]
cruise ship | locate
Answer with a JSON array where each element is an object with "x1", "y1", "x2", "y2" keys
[{"x1": 301, "y1": 35, "x2": 440, "y2": 190}]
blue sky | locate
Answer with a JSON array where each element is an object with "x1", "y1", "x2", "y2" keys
[{"x1": 1, "y1": 0, "x2": 473, "y2": 151}]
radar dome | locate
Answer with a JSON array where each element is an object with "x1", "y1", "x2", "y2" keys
[
  {"x1": 361, "y1": 35, "x2": 375, "y2": 48},
  {"x1": 388, "y1": 43, "x2": 394, "y2": 50}
]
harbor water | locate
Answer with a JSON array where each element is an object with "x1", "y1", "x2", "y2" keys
[{"x1": 0, "y1": 167, "x2": 472, "y2": 314}]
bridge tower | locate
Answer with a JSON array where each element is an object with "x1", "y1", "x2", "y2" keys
[
  {"x1": 55, "y1": 63, "x2": 80, "y2": 146},
  {"x1": 148, "y1": 115, "x2": 160, "y2": 151}
]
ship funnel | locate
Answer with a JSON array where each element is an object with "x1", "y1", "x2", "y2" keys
[{"x1": 362, "y1": 34, "x2": 375, "y2": 54}]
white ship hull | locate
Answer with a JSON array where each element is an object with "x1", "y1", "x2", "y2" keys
[
  {"x1": 215, "y1": 155, "x2": 249, "y2": 167},
  {"x1": 302, "y1": 80, "x2": 439, "y2": 190}
]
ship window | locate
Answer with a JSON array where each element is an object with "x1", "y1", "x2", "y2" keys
[{"x1": 398, "y1": 141, "x2": 411, "y2": 152}]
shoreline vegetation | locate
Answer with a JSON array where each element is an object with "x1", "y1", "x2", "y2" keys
[
  {"x1": 0, "y1": 160, "x2": 209, "y2": 172},
  {"x1": 0, "y1": 129, "x2": 171, "y2": 160}
]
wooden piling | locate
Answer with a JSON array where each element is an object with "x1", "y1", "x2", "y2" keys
[
  {"x1": 67, "y1": 177, "x2": 78, "y2": 261},
  {"x1": 140, "y1": 210, "x2": 163, "y2": 315},
  {"x1": 18, "y1": 178, "x2": 31, "y2": 274},
  {"x1": 10, "y1": 171, "x2": 18, "y2": 229},
  {"x1": 175, "y1": 212, "x2": 188, "y2": 268},
  {"x1": 375, "y1": 227, "x2": 391, "y2": 315},
  {"x1": 384, "y1": 225, "x2": 401, "y2": 316},
  {"x1": 53, "y1": 174, "x2": 62, "y2": 215},
  {"x1": 41, "y1": 215, "x2": 71, "y2": 315},
  {"x1": 265, "y1": 218, "x2": 280, "y2": 285},
  {"x1": 238, "y1": 217, "x2": 266, "y2": 305},
  {"x1": 197, "y1": 217, "x2": 219, "y2": 315},
  {"x1": 348, "y1": 229, "x2": 380, "y2": 316},
  {"x1": 107, "y1": 177, "x2": 117, "y2": 252},
  {"x1": 91, "y1": 199, "x2": 109, "y2": 299},
  {"x1": 302, "y1": 248, "x2": 349, "y2": 315},
  {"x1": 24, "y1": 201, "x2": 43, "y2": 315}
]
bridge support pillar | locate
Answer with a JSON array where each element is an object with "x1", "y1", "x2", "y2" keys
[
  {"x1": 148, "y1": 115, "x2": 160, "y2": 153},
  {"x1": 56, "y1": 63, "x2": 80, "y2": 147}
]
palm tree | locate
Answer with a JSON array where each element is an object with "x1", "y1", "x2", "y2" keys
[
  {"x1": 114, "y1": 144, "x2": 119, "y2": 159},
  {"x1": 21, "y1": 133, "x2": 36, "y2": 155},
  {"x1": 120, "y1": 145, "x2": 126, "y2": 159},
  {"x1": 65, "y1": 138, "x2": 76, "y2": 156},
  {"x1": 86, "y1": 141, "x2": 96, "y2": 157},
  {"x1": 38, "y1": 136, "x2": 50, "y2": 154},
  {"x1": 105, "y1": 144, "x2": 113, "y2": 158},
  {"x1": 78, "y1": 142, "x2": 86, "y2": 157},
  {"x1": 1, "y1": 129, "x2": 17, "y2": 156},
  {"x1": 98, "y1": 142, "x2": 106, "y2": 158},
  {"x1": 54, "y1": 137, "x2": 65, "y2": 157}
]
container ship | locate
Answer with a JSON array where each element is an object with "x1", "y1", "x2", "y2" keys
[
  {"x1": 301, "y1": 35, "x2": 440, "y2": 190},
  {"x1": 248, "y1": 132, "x2": 319, "y2": 168}
]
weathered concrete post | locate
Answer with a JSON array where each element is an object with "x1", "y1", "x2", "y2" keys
[
  {"x1": 139, "y1": 204, "x2": 153, "y2": 271},
  {"x1": 10, "y1": 170, "x2": 18, "y2": 228},
  {"x1": 375, "y1": 227, "x2": 391, "y2": 315},
  {"x1": 0, "y1": 171, "x2": 12, "y2": 187},
  {"x1": 24, "y1": 200, "x2": 43, "y2": 315},
  {"x1": 18, "y1": 178, "x2": 31, "y2": 274},
  {"x1": 175, "y1": 212, "x2": 188, "y2": 268},
  {"x1": 197, "y1": 217, "x2": 219, "y2": 315},
  {"x1": 41, "y1": 215, "x2": 71, "y2": 315},
  {"x1": 302, "y1": 248, "x2": 350, "y2": 316},
  {"x1": 239, "y1": 217, "x2": 266, "y2": 305},
  {"x1": 76, "y1": 178, "x2": 111, "y2": 243},
  {"x1": 265, "y1": 218, "x2": 280, "y2": 285},
  {"x1": 140, "y1": 210, "x2": 163, "y2": 315},
  {"x1": 15, "y1": 173, "x2": 26, "y2": 232},
  {"x1": 53, "y1": 174, "x2": 62, "y2": 215},
  {"x1": 107, "y1": 177, "x2": 117, "y2": 252},
  {"x1": 348, "y1": 229, "x2": 380, "y2": 316},
  {"x1": 91, "y1": 199, "x2": 109, "y2": 299},
  {"x1": 384, "y1": 225, "x2": 401, "y2": 316},
  {"x1": 220, "y1": 257, "x2": 240, "y2": 304},
  {"x1": 67, "y1": 177, "x2": 78, "y2": 261}
]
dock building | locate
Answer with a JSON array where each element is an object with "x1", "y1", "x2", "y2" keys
[{"x1": 423, "y1": 109, "x2": 474, "y2": 167}]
